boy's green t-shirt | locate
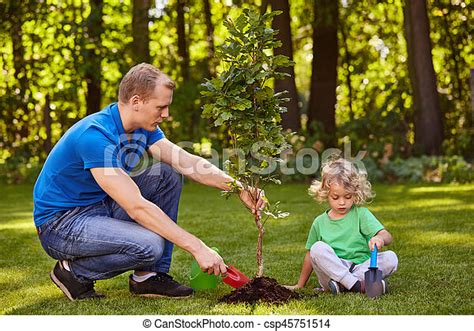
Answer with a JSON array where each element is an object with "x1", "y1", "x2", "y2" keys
[{"x1": 305, "y1": 206, "x2": 384, "y2": 264}]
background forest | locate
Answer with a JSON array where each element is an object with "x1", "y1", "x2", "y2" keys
[{"x1": 0, "y1": 0, "x2": 472, "y2": 184}]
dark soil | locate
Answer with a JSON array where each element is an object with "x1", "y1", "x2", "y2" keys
[{"x1": 220, "y1": 276, "x2": 300, "y2": 305}]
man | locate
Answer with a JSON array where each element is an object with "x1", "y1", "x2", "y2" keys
[{"x1": 33, "y1": 63, "x2": 264, "y2": 301}]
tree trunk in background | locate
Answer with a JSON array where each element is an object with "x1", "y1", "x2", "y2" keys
[
  {"x1": 43, "y1": 94, "x2": 52, "y2": 154},
  {"x1": 308, "y1": 0, "x2": 338, "y2": 146},
  {"x1": 132, "y1": 0, "x2": 152, "y2": 64},
  {"x1": 471, "y1": 69, "x2": 474, "y2": 127},
  {"x1": 177, "y1": 0, "x2": 197, "y2": 138},
  {"x1": 340, "y1": 17, "x2": 353, "y2": 121},
  {"x1": 203, "y1": 0, "x2": 216, "y2": 77},
  {"x1": 270, "y1": 0, "x2": 300, "y2": 131},
  {"x1": 9, "y1": 2, "x2": 29, "y2": 139},
  {"x1": 403, "y1": 0, "x2": 444, "y2": 155},
  {"x1": 84, "y1": 0, "x2": 103, "y2": 115},
  {"x1": 260, "y1": 0, "x2": 270, "y2": 14},
  {"x1": 177, "y1": 0, "x2": 190, "y2": 81}
]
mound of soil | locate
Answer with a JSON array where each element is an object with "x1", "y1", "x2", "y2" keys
[{"x1": 220, "y1": 276, "x2": 300, "y2": 305}]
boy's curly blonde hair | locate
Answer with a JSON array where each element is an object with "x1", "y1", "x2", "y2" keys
[{"x1": 308, "y1": 157, "x2": 374, "y2": 205}]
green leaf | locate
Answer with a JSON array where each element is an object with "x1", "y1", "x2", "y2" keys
[
  {"x1": 221, "y1": 112, "x2": 232, "y2": 120},
  {"x1": 272, "y1": 55, "x2": 291, "y2": 67},
  {"x1": 216, "y1": 98, "x2": 228, "y2": 107}
]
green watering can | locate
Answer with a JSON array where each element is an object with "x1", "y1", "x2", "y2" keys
[{"x1": 189, "y1": 247, "x2": 221, "y2": 290}]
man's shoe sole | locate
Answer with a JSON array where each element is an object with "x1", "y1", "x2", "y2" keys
[
  {"x1": 132, "y1": 292, "x2": 193, "y2": 299},
  {"x1": 50, "y1": 271, "x2": 75, "y2": 301}
]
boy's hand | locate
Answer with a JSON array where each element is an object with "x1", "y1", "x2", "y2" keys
[
  {"x1": 283, "y1": 284, "x2": 302, "y2": 291},
  {"x1": 369, "y1": 236, "x2": 384, "y2": 250}
]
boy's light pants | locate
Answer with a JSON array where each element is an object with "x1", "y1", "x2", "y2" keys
[{"x1": 309, "y1": 241, "x2": 398, "y2": 291}]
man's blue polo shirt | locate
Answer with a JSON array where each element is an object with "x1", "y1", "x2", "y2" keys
[{"x1": 33, "y1": 103, "x2": 165, "y2": 227}]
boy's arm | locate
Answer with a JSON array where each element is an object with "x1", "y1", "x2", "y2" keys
[
  {"x1": 369, "y1": 229, "x2": 393, "y2": 250},
  {"x1": 286, "y1": 251, "x2": 313, "y2": 290}
]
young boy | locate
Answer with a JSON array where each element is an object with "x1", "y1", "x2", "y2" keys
[{"x1": 286, "y1": 158, "x2": 398, "y2": 295}]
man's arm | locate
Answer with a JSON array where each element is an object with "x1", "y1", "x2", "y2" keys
[
  {"x1": 148, "y1": 138, "x2": 233, "y2": 190},
  {"x1": 90, "y1": 167, "x2": 227, "y2": 275},
  {"x1": 148, "y1": 138, "x2": 266, "y2": 214}
]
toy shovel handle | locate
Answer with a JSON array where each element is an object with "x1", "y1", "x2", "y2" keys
[{"x1": 370, "y1": 245, "x2": 378, "y2": 268}]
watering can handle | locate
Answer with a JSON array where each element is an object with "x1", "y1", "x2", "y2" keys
[{"x1": 370, "y1": 245, "x2": 378, "y2": 268}]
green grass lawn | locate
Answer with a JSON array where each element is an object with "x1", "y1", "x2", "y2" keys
[{"x1": 0, "y1": 182, "x2": 473, "y2": 315}]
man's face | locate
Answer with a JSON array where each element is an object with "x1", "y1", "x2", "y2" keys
[{"x1": 137, "y1": 83, "x2": 173, "y2": 132}]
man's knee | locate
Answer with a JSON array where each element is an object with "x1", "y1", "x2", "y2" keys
[{"x1": 131, "y1": 235, "x2": 165, "y2": 266}]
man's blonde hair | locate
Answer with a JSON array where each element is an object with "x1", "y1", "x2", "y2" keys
[
  {"x1": 118, "y1": 63, "x2": 175, "y2": 103},
  {"x1": 308, "y1": 157, "x2": 374, "y2": 205}
]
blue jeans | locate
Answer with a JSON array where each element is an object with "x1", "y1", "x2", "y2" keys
[{"x1": 37, "y1": 163, "x2": 183, "y2": 283}]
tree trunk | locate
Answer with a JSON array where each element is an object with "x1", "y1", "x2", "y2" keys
[
  {"x1": 177, "y1": 0, "x2": 190, "y2": 81},
  {"x1": 84, "y1": 0, "x2": 103, "y2": 115},
  {"x1": 403, "y1": 0, "x2": 444, "y2": 155},
  {"x1": 270, "y1": 0, "x2": 300, "y2": 131},
  {"x1": 9, "y1": 2, "x2": 29, "y2": 139},
  {"x1": 203, "y1": 0, "x2": 216, "y2": 77},
  {"x1": 308, "y1": 0, "x2": 338, "y2": 146},
  {"x1": 439, "y1": 1, "x2": 463, "y2": 104},
  {"x1": 339, "y1": 17, "x2": 353, "y2": 121},
  {"x1": 43, "y1": 94, "x2": 52, "y2": 154},
  {"x1": 255, "y1": 215, "x2": 265, "y2": 278},
  {"x1": 260, "y1": 0, "x2": 270, "y2": 14},
  {"x1": 132, "y1": 0, "x2": 152, "y2": 64},
  {"x1": 470, "y1": 69, "x2": 474, "y2": 127}
]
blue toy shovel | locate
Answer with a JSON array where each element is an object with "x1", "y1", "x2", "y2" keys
[{"x1": 364, "y1": 245, "x2": 384, "y2": 298}]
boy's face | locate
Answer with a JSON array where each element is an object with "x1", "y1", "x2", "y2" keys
[{"x1": 328, "y1": 182, "x2": 354, "y2": 217}]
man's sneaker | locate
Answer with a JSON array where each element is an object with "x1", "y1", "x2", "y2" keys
[
  {"x1": 129, "y1": 272, "x2": 194, "y2": 298},
  {"x1": 328, "y1": 279, "x2": 343, "y2": 295},
  {"x1": 50, "y1": 261, "x2": 105, "y2": 301}
]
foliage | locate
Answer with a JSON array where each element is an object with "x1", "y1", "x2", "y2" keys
[
  {"x1": 0, "y1": 0, "x2": 472, "y2": 173},
  {"x1": 0, "y1": 150, "x2": 42, "y2": 185},
  {"x1": 275, "y1": 132, "x2": 472, "y2": 184},
  {"x1": 201, "y1": 9, "x2": 292, "y2": 276},
  {"x1": 381, "y1": 155, "x2": 473, "y2": 184},
  {"x1": 201, "y1": 9, "x2": 291, "y2": 195}
]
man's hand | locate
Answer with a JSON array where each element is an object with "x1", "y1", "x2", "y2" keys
[
  {"x1": 239, "y1": 186, "x2": 267, "y2": 217},
  {"x1": 194, "y1": 245, "x2": 227, "y2": 276}
]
